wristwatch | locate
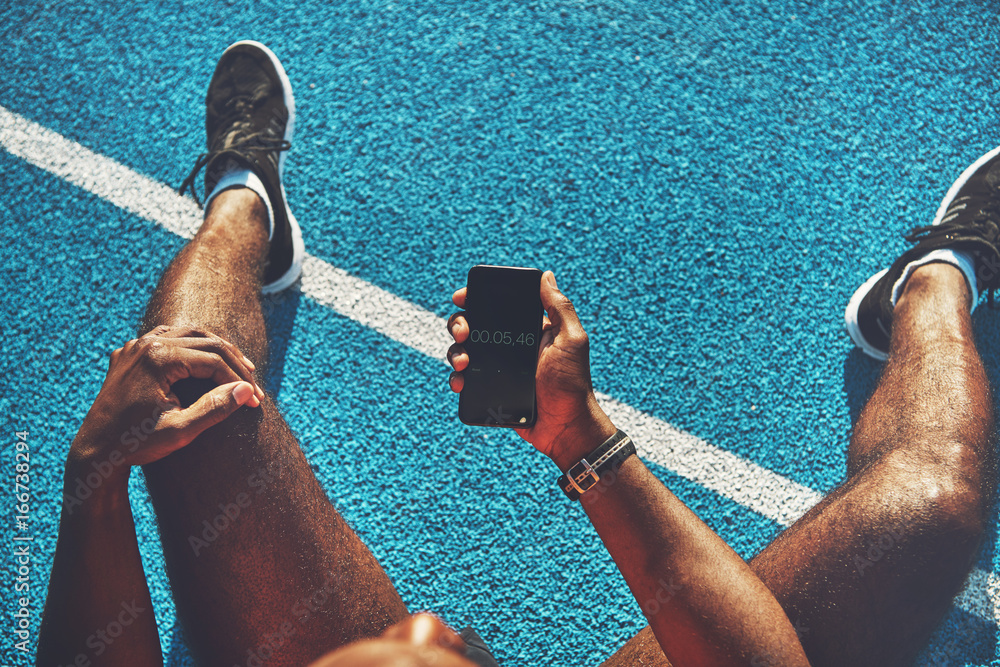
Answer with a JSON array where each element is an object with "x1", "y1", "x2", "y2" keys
[{"x1": 557, "y1": 430, "x2": 636, "y2": 501}]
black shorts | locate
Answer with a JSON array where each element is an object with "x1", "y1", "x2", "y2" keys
[{"x1": 460, "y1": 627, "x2": 501, "y2": 667}]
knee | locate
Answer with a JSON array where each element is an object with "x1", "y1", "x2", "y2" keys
[{"x1": 879, "y1": 443, "x2": 990, "y2": 551}]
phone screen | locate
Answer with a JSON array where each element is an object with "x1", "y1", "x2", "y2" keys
[{"x1": 459, "y1": 265, "x2": 543, "y2": 427}]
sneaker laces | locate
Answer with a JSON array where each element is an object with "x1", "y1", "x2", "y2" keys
[
  {"x1": 904, "y1": 201, "x2": 1000, "y2": 306},
  {"x1": 179, "y1": 91, "x2": 290, "y2": 206}
]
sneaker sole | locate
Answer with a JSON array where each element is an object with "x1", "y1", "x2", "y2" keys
[
  {"x1": 844, "y1": 268, "x2": 889, "y2": 361},
  {"x1": 263, "y1": 202, "x2": 305, "y2": 295},
  {"x1": 844, "y1": 144, "x2": 1000, "y2": 360},
  {"x1": 223, "y1": 40, "x2": 305, "y2": 294}
]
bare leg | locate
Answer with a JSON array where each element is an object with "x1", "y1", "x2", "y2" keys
[
  {"x1": 139, "y1": 189, "x2": 407, "y2": 666},
  {"x1": 605, "y1": 263, "x2": 995, "y2": 667}
]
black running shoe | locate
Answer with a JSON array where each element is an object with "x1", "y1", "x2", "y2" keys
[
  {"x1": 180, "y1": 40, "x2": 304, "y2": 294},
  {"x1": 845, "y1": 146, "x2": 1000, "y2": 360}
]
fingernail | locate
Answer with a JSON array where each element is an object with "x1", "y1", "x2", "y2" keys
[
  {"x1": 545, "y1": 271, "x2": 557, "y2": 288},
  {"x1": 243, "y1": 355, "x2": 256, "y2": 370},
  {"x1": 233, "y1": 383, "x2": 254, "y2": 404}
]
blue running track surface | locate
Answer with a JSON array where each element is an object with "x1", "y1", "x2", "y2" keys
[{"x1": 2, "y1": 1, "x2": 1000, "y2": 664}]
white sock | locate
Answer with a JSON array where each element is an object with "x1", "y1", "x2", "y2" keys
[
  {"x1": 203, "y1": 169, "x2": 275, "y2": 241},
  {"x1": 889, "y1": 248, "x2": 979, "y2": 311}
]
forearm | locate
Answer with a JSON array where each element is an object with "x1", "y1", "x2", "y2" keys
[
  {"x1": 560, "y1": 420, "x2": 808, "y2": 666},
  {"x1": 36, "y1": 457, "x2": 161, "y2": 667}
]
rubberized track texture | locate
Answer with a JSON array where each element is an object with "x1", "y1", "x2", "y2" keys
[{"x1": 2, "y1": 1, "x2": 1000, "y2": 664}]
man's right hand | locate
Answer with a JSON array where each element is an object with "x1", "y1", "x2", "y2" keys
[
  {"x1": 447, "y1": 270, "x2": 617, "y2": 471},
  {"x1": 69, "y1": 325, "x2": 264, "y2": 484}
]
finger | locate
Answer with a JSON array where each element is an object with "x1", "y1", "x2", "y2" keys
[
  {"x1": 159, "y1": 381, "x2": 256, "y2": 450},
  {"x1": 109, "y1": 344, "x2": 125, "y2": 366},
  {"x1": 452, "y1": 287, "x2": 467, "y2": 308},
  {"x1": 156, "y1": 348, "x2": 261, "y2": 408},
  {"x1": 536, "y1": 327, "x2": 556, "y2": 357},
  {"x1": 155, "y1": 329, "x2": 257, "y2": 372},
  {"x1": 146, "y1": 327, "x2": 257, "y2": 372},
  {"x1": 143, "y1": 324, "x2": 175, "y2": 337},
  {"x1": 162, "y1": 336, "x2": 261, "y2": 397},
  {"x1": 539, "y1": 270, "x2": 587, "y2": 340},
  {"x1": 446, "y1": 313, "x2": 469, "y2": 343},
  {"x1": 145, "y1": 325, "x2": 207, "y2": 339},
  {"x1": 448, "y1": 371, "x2": 464, "y2": 393},
  {"x1": 446, "y1": 343, "x2": 468, "y2": 371},
  {"x1": 136, "y1": 330, "x2": 264, "y2": 404}
]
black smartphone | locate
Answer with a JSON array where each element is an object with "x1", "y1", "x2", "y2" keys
[{"x1": 458, "y1": 265, "x2": 543, "y2": 428}]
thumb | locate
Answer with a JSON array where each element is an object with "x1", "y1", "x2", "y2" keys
[
  {"x1": 163, "y1": 381, "x2": 255, "y2": 443},
  {"x1": 540, "y1": 271, "x2": 585, "y2": 337}
]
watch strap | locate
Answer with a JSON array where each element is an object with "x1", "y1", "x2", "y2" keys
[{"x1": 557, "y1": 430, "x2": 635, "y2": 501}]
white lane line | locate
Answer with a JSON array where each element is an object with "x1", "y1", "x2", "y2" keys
[
  {"x1": 0, "y1": 108, "x2": 203, "y2": 241},
  {"x1": 300, "y1": 254, "x2": 449, "y2": 361},
  {"x1": 1, "y1": 103, "x2": 994, "y2": 626},
  {"x1": 597, "y1": 394, "x2": 825, "y2": 528},
  {"x1": 960, "y1": 568, "x2": 1000, "y2": 628}
]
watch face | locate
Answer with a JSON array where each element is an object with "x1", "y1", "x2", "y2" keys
[{"x1": 459, "y1": 265, "x2": 542, "y2": 428}]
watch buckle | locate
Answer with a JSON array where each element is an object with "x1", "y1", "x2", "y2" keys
[{"x1": 567, "y1": 459, "x2": 599, "y2": 495}]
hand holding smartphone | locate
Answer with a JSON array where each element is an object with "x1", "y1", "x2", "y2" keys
[{"x1": 458, "y1": 265, "x2": 543, "y2": 427}]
